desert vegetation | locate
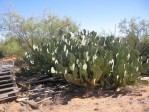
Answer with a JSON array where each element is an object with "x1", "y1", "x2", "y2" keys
[
  {"x1": 0, "y1": 11, "x2": 149, "y2": 88},
  {"x1": 0, "y1": 10, "x2": 149, "y2": 112}
]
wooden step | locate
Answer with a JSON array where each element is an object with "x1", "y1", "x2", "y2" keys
[
  {"x1": 0, "y1": 82, "x2": 14, "y2": 88},
  {"x1": 0, "y1": 71, "x2": 11, "y2": 75},
  {"x1": 0, "y1": 77, "x2": 13, "y2": 83},
  {"x1": 0, "y1": 75, "x2": 12, "y2": 79},
  {"x1": 0, "y1": 87, "x2": 18, "y2": 93},
  {"x1": 0, "y1": 67, "x2": 11, "y2": 70},
  {"x1": 0, "y1": 90, "x2": 19, "y2": 99},
  {"x1": 0, "y1": 96, "x2": 17, "y2": 102},
  {"x1": 0, "y1": 79, "x2": 13, "y2": 84}
]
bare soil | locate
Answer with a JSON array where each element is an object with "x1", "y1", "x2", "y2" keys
[{"x1": 0, "y1": 83, "x2": 149, "y2": 112}]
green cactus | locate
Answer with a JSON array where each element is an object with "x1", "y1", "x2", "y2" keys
[{"x1": 25, "y1": 30, "x2": 145, "y2": 89}]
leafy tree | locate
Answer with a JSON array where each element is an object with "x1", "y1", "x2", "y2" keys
[
  {"x1": 119, "y1": 18, "x2": 149, "y2": 72},
  {"x1": 119, "y1": 18, "x2": 149, "y2": 38},
  {"x1": 1, "y1": 37, "x2": 24, "y2": 56},
  {"x1": 119, "y1": 18, "x2": 149, "y2": 55},
  {"x1": 0, "y1": 11, "x2": 79, "y2": 54}
]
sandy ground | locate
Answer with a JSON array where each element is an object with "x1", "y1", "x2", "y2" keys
[{"x1": 0, "y1": 83, "x2": 149, "y2": 112}]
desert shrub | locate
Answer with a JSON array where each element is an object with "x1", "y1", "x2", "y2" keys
[{"x1": 0, "y1": 49, "x2": 4, "y2": 59}]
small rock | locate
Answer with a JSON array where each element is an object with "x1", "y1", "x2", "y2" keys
[{"x1": 94, "y1": 108, "x2": 99, "y2": 111}]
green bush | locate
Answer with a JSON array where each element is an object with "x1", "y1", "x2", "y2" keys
[{"x1": 0, "y1": 49, "x2": 4, "y2": 59}]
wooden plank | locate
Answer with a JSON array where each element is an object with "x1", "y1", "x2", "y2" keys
[
  {"x1": 0, "y1": 74, "x2": 13, "y2": 77},
  {"x1": 0, "y1": 75, "x2": 12, "y2": 79},
  {"x1": 0, "y1": 87, "x2": 18, "y2": 92},
  {"x1": 0, "y1": 69, "x2": 11, "y2": 72},
  {"x1": 31, "y1": 77, "x2": 66, "y2": 84},
  {"x1": 0, "y1": 90, "x2": 18, "y2": 99},
  {"x1": 0, "y1": 67, "x2": 12, "y2": 70},
  {"x1": 0, "y1": 95, "x2": 17, "y2": 102},
  {"x1": 0, "y1": 79, "x2": 13, "y2": 83},
  {"x1": 31, "y1": 77, "x2": 54, "y2": 84},
  {"x1": 25, "y1": 75, "x2": 49, "y2": 83},
  {"x1": 0, "y1": 71, "x2": 11, "y2": 73},
  {"x1": 0, "y1": 82, "x2": 13, "y2": 88},
  {"x1": 0, "y1": 71, "x2": 11, "y2": 75}
]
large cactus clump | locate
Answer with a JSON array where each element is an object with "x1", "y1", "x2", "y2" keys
[
  {"x1": 99, "y1": 36, "x2": 144, "y2": 88},
  {"x1": 54, "y1": 30, "x2": 112, "y2": 88},
  {"x1": 25, "y1": 29, "x2": 144, "y2": 89},
  {"x1": 25, "y1": 37, "x2": 58, "y2": 75}
]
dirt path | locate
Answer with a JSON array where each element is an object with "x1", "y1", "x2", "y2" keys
[
  {"x1": 0, "y1": 84, "x2": 149, "y2": 112},
  {"x1": 51, "y1": 84, "x2": 149, "y2": 112}
]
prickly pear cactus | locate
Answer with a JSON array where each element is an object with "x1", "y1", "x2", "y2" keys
[
  {"x1": 102, "y1": 36, "x2": 143, "y2": 88},
  {"x1": 53, "y1": 30, "x2": 112, "y2": 88},
  {"x1": 25, "y1": 30, "x2": 144, "y2": 89}
]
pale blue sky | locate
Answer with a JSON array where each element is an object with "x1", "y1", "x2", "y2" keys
[{"x1": 0, "y1": 0, "x2": 149, "y2": 36}]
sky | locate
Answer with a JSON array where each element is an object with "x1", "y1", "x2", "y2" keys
[{"x1": 0, "y1": 0, "x2": 149, "y2": 37}]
